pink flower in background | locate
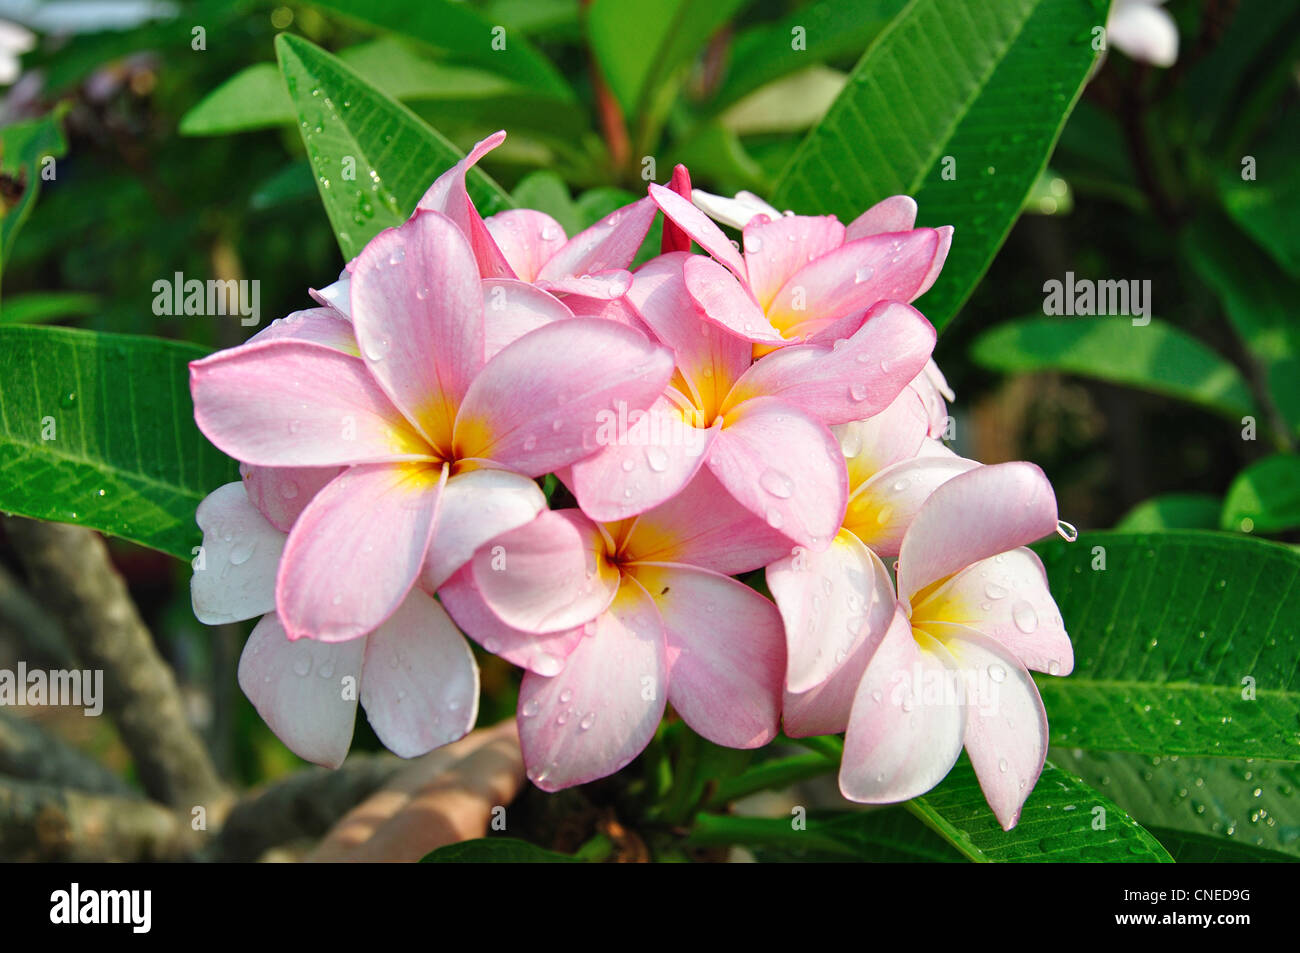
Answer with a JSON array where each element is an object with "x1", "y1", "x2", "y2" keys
[
  {"x1": 192, "y1": 482, "x2": 478, "y2": 767},
  {"x1": 191, "y1": 208, "x2": 673, "y2": 642},
  {"x1": 649, "y1": 182, "x2": 952, "y2": 348},
  {"x1": 571, "y1": 253, "x2": 937, "y2": 547},
  {"x1": 442, "y1": 469, "x2": 793, "y2": 790},
  {"x1": 836, "y1": 463, "x2": 1075, "y2": 829}
]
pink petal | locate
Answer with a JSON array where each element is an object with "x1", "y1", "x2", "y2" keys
[
  {"x1": 844, "y1": 195, "x2": 918, "y2": 241},
  {"x1": 359, "y1": 587, "x2": 479, "y2": 758},
  {"x1": 481, "y1": 278, "x2": 575, "y2": 362},
  {"x1": 626, "y1": 253, "x2": 750, "y2": 409},
  {"x1": 537, "y1": 197, "x2": 658, "y2": 280},
  {"x1": 660, "y1": 164, "x2": 693, "y2": 254},
  {"x1": 908, "y1": 357, "x2": 955, "y2": 438},
  {"x1": 416, "y1": 130, "x2": 515, "y2": 278},
  {"x1": 190, "y1": 340, "x2": 431, "y2": 467},
  {"x1": 438, "y1": 568, "x2": 582, "y2": 676},
  {"x1": 351, "y1": 210, "x2": 484, "y2": 448},
  {"x1": 835, "y1": 387, "x2": 931, "y2": 490},
  {"x1": 742, "y1": 214, "x2": 845, "y2": 311},
  {"x1": 724, "y1": 301, "x2": 936, "y2": 426},
  {"x1": 839, "y1": 609, "x2": 966, "y2": 803},
  {"x1": 766, "y1": 529, "x2": 891, "y2": 693},
  {"x1": 309, "y1": 274, "x2": 352, "y2": 319},
  {"x1": 940, "y1": 624, "x2": 1049, "y2": 830},
  {"x1": 517, "y1": 579, "x2": 667, "y2": 791},
  {"x1": 570, "y1": 397, "x2": 718, "y2": 521},
  {"x1": 535, "y1": 269, "x2": 632, "y2": 300},
  {"x1": 915, "y1": 547, "x2": 1073, "y2": 676},
  {"x1": 897, "y1": 462, "x2": 1059, "y2": 603},
  {"x1": 634, "y1": 565, "x2": 783, "y2": 748},
  {"x1": 237, "y1": 613, "x2": 364, "y2": 768},
  {"x1": 683, "y1": 255, "x2": 782, "y2": 343},
  {"x1": 780, "y1": 546, "x2": 896, "y2": 737},
  {"x1": 247, "y1": 307, "x2": 357, "y2": 354},
  {"x1": 276, "y1": 463, "x2": 446, "y2": 642},
  {"x1": 619, "y1": 465, "x2": 794, "y2": 575},
  {"x1": 766, "y1": 229, "x2": 941, "y2": 338},
  {"x1": 454, "y1": 318, "x2": 673, "y2": 477},
  {"x1": 192, "y1": 482, "x2": 286, "y2": 625},
  {"x1": 916, "y1": 225, "x2": 953, "y2": 298},
  {"x1": 561, "y1": 293, "x2": 655, "y2": 336},
  {"x1": 648, "y1": 182, "x2": 748, "y2": 279},
  {"x1": 845, "y1": 454, "x2": 981, "y2": 558},
  {"x1": 239, "y1": 463, "x2": 342, "y2": 533},
  {"x1": 470, "y1": 509, "x2": 619, "y2": 634},
  {"x1": 486, "y1": 209, "x2": 568, "y2": 282},
  {"x1": 420, "y1": 467, "x2": 547, "y2": 591},
  {"x1": 706, "y1": 397, "x2": 848, "y2": 550}
]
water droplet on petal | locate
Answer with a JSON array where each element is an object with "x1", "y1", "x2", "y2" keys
[
  {"x1": 1012, "y1": 600, "x2": 1039, "y2": 634},
  {"x1": 759, "y1": 469, "x2": 795, "y2": 498}
]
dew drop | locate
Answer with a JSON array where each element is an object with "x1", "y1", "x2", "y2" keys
[
  {"x1": 984, "y1": 582, "x2": 1008, "y2": 600},
  {"x1": 645, "y1": 446, "x2": 669, "y2": 472},
  {"x1": 1055, "y1": 519, "x2": 1079, "y2": 542},
  {"x1": 1012, "y1": 600, "x2": 1038, "y2": 633},
  {"x1": 759, "y1": 468, "x2": 795, "y2": 498},
  {"x1": 522, "y1": 699, "x2": 540, "y2": 717}
]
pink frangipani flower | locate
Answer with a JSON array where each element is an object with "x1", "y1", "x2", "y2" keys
[
  {"x1": 649, "y1": 182, "x2": 952, "y2": 348},
  {"x1": 570, "y1": 252, "x2": 937, "y2": 549},
  {"x1": 443, "y1": 468, "x2": 793, "y2": 790},
  {"x1": 837, "y1": 462, "x2": 1075, "y2": 830},
  {"x1": 190, "y1": 208, "x2": 674, "y2": 643},
  {"x1": 192, "y1": 482, "x2": 478, "y2": 767}
]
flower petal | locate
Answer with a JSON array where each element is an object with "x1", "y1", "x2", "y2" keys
[
  {"x1": 359, "y1": 587, "x2": 480, "y2": 758},
  {"x1": 420, "y1": 467, "x2": 547, "y2": 592},
  {"x1": 534, "y1": 269, "x2": 632, "y2": 300},
  {"x1": 485, "y1": 209, "x2": 567, "y2": 282},
  {"x1": 309, "y1": 273, "x2": 352, "y2": 319},
  {"x1": 537, "y1": 196, "x2": 658, "y2": 280},
  {"x1": 471, "y1": 509, "x2": 619, "y2": 634},
  {"x1": 237, "y1": 613, "x2": 363, "y2": 768},
  {"x1": 247, "y1": 307, "x2": 357, "y2": 354},
  {"x1": 742, "y1": 214, "x2": 845, "y2": 311},
  {"x1": 683, "y1": 255, "x2": 782, "y2": 343},
  {"x1": 351, "y1": 210, "x2": 484, "y2": 448},
  {"x1": 190, "y1": 340, "x2": 431, "y2": 467},
  {"x1": 438, "y1": 568, "x2": 582, "y2": 676},
  {"x1": 915, "y1": 547, "x2": 1073, "y2": 676},
  {"x1": 940, "y1": 624, "x2": 1049, "y2": 830},
  {"x1": 835, "y1": 387, "x2": 931, "y2": 490},
  {"x1": 767, "y1": 229, "x2": 942, "y2": 338},
  {"x1": 635, "y1": 565, "x2": 783, "y2": 748},
  {"x1": 481, "y1": 278, "x2": 575, "y2": 362},
  {"x1": 239, "y1": 463, "x2": 343, "y2": 534},
  {"x1": 619, "y1": 465, "x2": 794, "y2": 575},
  {"x1": 897, "y1": 462, "x2": 1059, "y2": 603},
  {"x1": 845, "y1": 454, "x2": 980, "y2": 558},
  {"x1": 454, "y1": 317, "x2": 673, "y2": 477},
  {"x1": 840, "y1": 609, "x2": 966, "y2": 803},
  {"x1": 649, "y1": 182, "x2": 747, "y2": 279},
  {"x1": 690, "y1": 186, "x2": 782, "y2": 231},
  {"x1": 767, "y1": 529, "x2": 891, "y2": 693},
  {"x1": 660, "y1": 164, "x2": 694, "y2": 253},
  {"x1": 416, "y1": 130, "x2": 515, "y2": 278},
  {"x1": 724, "y1": 300, "x2": 936, "y2": 426},
  {"x1": 517, "y1": 578, "x2": 667, "y2": 791},
  {"x1": 192, "y1": 482, "x2": 287, "y2": 625},
  {"x1": 276, "y1": 463, "x2": 445, "y2": 642},
  {"x1": 706, "y1": 397, "x2": 848, "y2": 550},
  {"x1": 844, "y1": 195, "x2": 917, "y2": 241}
]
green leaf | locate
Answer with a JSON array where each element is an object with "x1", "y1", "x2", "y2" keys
[
  {"x1": 587, "y1": 0, "x2": 748, "y2": 117},
  {"x1": 1152, "y1": 828, "x2": 1298, "y2": 863},
  {"x1": 275, "y1": 33, "x2": 513, "y2": 261},
  {"x1": 0, "y1": 326, "x2": 237, "y2": 560},
  {"x1": 906, "y1": 757, "x2": 1171, "y2": 861},
  {"x1": 1183, "y1": 216, "x2": 1300, "y2": 436},
  {"x1": 1221, "y1": 454, "x2": 1300, "y2": 534},
  {"x1": 1, "y1": 109, "x2": 69, "y2": 287},
  {"x1": 312, "y1": 0, "x2": 575, "y2": 102},
  {"x1": 971, "y1": 317, "x2": 1259, "y2": 422},
  {"x1": 180, "y1": 63, "x2": 293, "y2": 135},
  {"x1": 689, "y1": 809, "x2": 965, "y2": 862},
  {"x1": 1115, "y1": 493, "x2": 1222, "y2": 533},
  {"x1": 0, "y1": 292, "x2": 99, "y2": 326},
  {"x1": 420, "y1": 837, "x2": 579, "y2": 862},
  {"x1": 710, "y1": 0, "x2": 905, "y2": 111},
  {"x1": 1051, "y1": 748, "x2": 1300, "y2": 860},
  {"x1": 1034, "y1": 531, "x2": 1300, "y2": 760},
  {"x1": 511, "y1": 170, "x2": 583, "y2": 237},
  {"x1": 772, "y1": 0, "x2": 1106, "y2": 333},
  {"x1": 1219, "y1": 158, "x2": 1300, "y2": 282}
]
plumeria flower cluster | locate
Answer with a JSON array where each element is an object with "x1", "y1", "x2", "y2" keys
[{"x1": 190, "y1": 131, "x2": 1074, "y2": 829}]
